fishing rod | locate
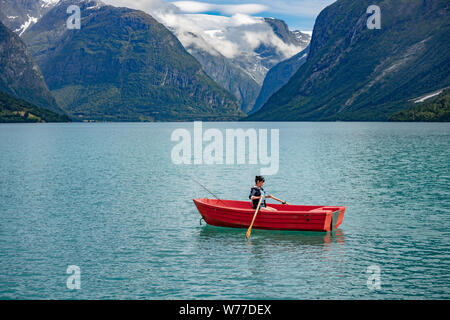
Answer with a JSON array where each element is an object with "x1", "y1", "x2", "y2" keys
[{"x1": 187, "y1": 174, "x2": 228, "y2": 206}]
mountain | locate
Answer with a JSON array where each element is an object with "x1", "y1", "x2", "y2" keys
[
  {"x1": 248, "y1": 0, "x2": 450, "y2": 121},
  {"x1": 264, "y1": 18, "x2": 310, "y2": 48},
  {"x1": 251, "y1": 46, "x2": 309, "y2": 114},
  {"x1": 252, "y1": 18, "x2": 310, "y2": 80},
  {"x1": 0, "y1": 90, "x2": 70, "y2": 122},
  {"x1": 22, "y1": 0, "x2": 243, "y2": 121},
  {"x1": 389, "y1": 88, "x2": 450, "y2": 121},
  {"x1": 0, "y1": 0, "x2": 60, "y2": 36},
  {"x1": 0, "y1": 20, "x2": 62, "y2": 113},
  {"x1": 179, "y1": 31, "x2": 261, "y2": 113},
  {"x1": 244, "y1": 18, "x2": 311, "y2": 85},
  {"x1": 161, "y1": 15, "x2": 310, "y2": 112}
]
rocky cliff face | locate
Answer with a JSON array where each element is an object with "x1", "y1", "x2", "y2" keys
[
  {"x1": 0, "y1": 20, "x2": 61, "y2": 113},
  {"x1": 0, "y1": 0, "x2": 60, "y2": 36},
  {"x1": 248, "y1": 0, "x2": 450, "y2": 121},
  {"x1": 23, "y1": 0, "x2": 243, "y2": 121},
  {"x1": 251, "y1": 46, "x2": 309, "y2": 114},
  {"x1": 264, "y1": 18, "x2": 310, "y2": 48},
  {"x1": 185, "y1": 41, "x2": 261, "y2": 113}
]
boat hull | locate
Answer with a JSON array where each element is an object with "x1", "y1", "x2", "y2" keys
[{"x1": 193, "y1": 199, "x2": 345, "y2": 232}]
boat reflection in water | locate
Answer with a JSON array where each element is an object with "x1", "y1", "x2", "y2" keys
[
  {"x1": 198, "y1": 225, "x2": 345, "y2": 247},
  {"x1": 194, "y1": 226, "x2": 346, "y2": 282}
]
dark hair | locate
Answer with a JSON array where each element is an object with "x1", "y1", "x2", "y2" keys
[{"x1": 255, "y1": 176, "x2": 265, "y2": 183}]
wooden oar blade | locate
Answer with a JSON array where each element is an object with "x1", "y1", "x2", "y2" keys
[{"x1": 246, "y1": 197, "x2": 262, "y2": 240}]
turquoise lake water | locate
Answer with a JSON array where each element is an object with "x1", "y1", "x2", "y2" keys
[{"x1": 0, "y1": 122, "x2": 449, "y2": 299}]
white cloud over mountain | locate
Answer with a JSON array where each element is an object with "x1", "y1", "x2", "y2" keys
[
  {"x1": 158, "y1": 12, "x2": 302, "y2": 60},
  {"x1": 103, "y1": 0, "x2": 303, "y2": 60}
]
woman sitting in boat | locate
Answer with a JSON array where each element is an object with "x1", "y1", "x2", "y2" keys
[{"x1": 249, "y1": 176, "x2": 286, "y2": 211}]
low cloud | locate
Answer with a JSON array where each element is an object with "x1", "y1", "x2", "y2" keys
[{"x1": 156, "y1": 12, "x2": 302, "y2": 60}]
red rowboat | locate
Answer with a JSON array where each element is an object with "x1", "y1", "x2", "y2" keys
[{"x1": 193, "y1": 199, "x2": 345, "y2": 232}]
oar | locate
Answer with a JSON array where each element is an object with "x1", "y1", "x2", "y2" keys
[
  {"x1": 271, "y1": 196, "x2": 291, "y2": 205},
  {"x1": 246, "y1": 197, "x2": 263, "y2": 240}
]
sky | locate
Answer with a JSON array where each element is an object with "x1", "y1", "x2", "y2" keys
[
  {"x1": 103, "y1": 0, "x2": 337, "y2": 31},
  {"x1": 170, "y1": 0, "x2": 337, "y2": 30}
]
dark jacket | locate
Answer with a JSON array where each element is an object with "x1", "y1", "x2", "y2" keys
[{"x1": 249, "y1": 186, "x2": 266, "y2": 209}]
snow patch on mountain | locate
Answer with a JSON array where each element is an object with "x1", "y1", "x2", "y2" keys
[
  {"x1": 414, "y1": 90, "x2": 444, "y2": 103},
  {"x1": 15, "y1": 15, "x2": 38, "y2": 36},
  {"x1": 41, "y1": 0, "x2": 60, "y2": 8},
  {"x1": 0, "y1": 0, "x2": 61, "y2": 36}
]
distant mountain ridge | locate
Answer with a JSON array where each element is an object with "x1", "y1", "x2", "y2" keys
[
  {"x1": 23, "y1": 0, "x2": 243, "y2": 121},
  {"x1": 248, "y1": 0, "x2": 450, "y2": 121},
  {"x1": 264, "y1": 18, "x2": 310, "y2": 48},
  {"x1": 166, "y1": 17, "x2": 310, "y2": 112}
]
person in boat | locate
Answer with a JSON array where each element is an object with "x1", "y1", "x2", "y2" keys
[{"x1": 249, "y1": 176, "x2": 286, "y2": 211}]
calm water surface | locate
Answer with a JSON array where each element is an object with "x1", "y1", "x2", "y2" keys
[{"x1": 0, "y1": 122, "x2": 449, "y2": 299}]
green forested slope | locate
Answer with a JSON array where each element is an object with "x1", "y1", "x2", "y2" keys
[{"x1": 248, "y1": 0, "x2": 449, "y2": 121}]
